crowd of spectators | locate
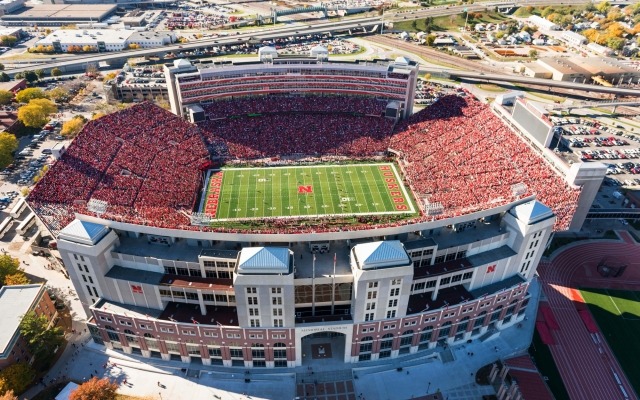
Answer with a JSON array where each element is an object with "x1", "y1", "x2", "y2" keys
[
  {"x1": 199, "y1": 95, "x2": 387, "y2": 119},
  {"x1": 28, "y1": 103, "x2": 208, "y2": 233},
  {"x1": 389, "y1": 94, "x2": 581, "y2": 231},
  {"x1": 28, "y1": 94, "x2": 580, "y2": 234}
]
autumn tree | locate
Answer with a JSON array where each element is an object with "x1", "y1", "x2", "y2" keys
[
  {"x1": 0, "y1": 132, "x2": 18, "y2": 170},
  {"x1": 19, "y1": 311, "x2": 64, "y2": 364},
  {"x1": 18, "y1": 104, "x2": 48, "y2": 128},
  {"x1": 0, "y1": 36, "x2": 16, "y2": 47},
  {"x1": 61, "y1": 116, "x2": 85, "y2": 137},
  {"x1": 0, "y1": 253, "x2": 20, "y2": 286},
  {"x1": 3, "y1": 273, "x2": 30, "y2": 286},
  {"x1": 34, "y1": 69, "x2": 45, "y2": 79},
  {"x1": 0, "y1": 389, "x2": 18, "y2": 400},
  {"x1": 596, "y1": 1, "x2": 611, "y2": 14},
  {"x1": 0, "y1": 364, "x2": 35, "y2": 395},
  {"x1": 69, "y1": 377, "x2": 118, "y2": 400},
  {"x1": 47, "y1": 87, "x2": 69, "y2": 102},
  {"x1": 0, "y1": 90, "x2": 12, "y2": 105},
  {"x1": 51, "y1": 67, "x2": 62, "y2": 77},
  {"x1": 29, "y1": 98, "x2": 57, "y2": 115},
  {"x1": 0, "y1": 73, "x2": 8, "y2": 83},
  {"x1": 15, "y1": 88, "x2": 46, "y2": 103}
]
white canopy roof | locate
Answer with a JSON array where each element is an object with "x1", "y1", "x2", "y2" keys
[
  {"x1": 353, "y1": 240, "x2": 410, "y2": 270},
  {"x1": 58, "y1": 219, "x2": 110, "y2": 245},
  {"x1": 237, "y1": 247, "x2": 290, "y2": 274},
  {"x1": 510, "y1": 200, "x2": 553, "y2": 224}
]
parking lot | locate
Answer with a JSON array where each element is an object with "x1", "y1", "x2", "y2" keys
[
  {"x1": 1, "y1": 121, "x2": 66, "y2": 190},
  {"x1": 551, "y1": 114, "x2": 640, "y2": 190}
]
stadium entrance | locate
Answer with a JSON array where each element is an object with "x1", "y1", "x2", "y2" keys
[
  {"x1": 300, "y1": 332, "x2": 347, "y2": 367},
  {"x1": 295, "y1": 325, "x2": 352, "y2": 366}
]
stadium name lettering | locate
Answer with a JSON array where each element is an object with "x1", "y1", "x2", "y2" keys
[{"x1": 298, "y1": 325, "x2": 350, "y2": 334}]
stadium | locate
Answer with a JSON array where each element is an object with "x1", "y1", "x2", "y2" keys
[{"x1": 26, "y1": 48, "x2": 599, "y2": 368}]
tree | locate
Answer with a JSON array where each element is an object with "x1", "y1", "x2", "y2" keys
[
  {"x1": 17, "y1": 104, "x2": 48, "y2": 128},
  {"x1": 19, "y1": 311, "x2": 64, "y2": 364},
  {"x1": 22, "y1": 71, "x2": 38, "y2": 83},
  {"x1": 529, "y1": 49, "x2": 539, "y2": 59},
  {"x1": 0, "y1": 90, "x2": 12, "y2": 105},
  {"x1": 47, "y1": 87, "x2": 69, "y2": 102},
  {"x1": 85, "y1": 63, "x2": 98, "y2": 77},
  {"x1": 69, "y1": 377, "x2": 118, "y2": 400},
  {"x1": 0, "y1": 73, "x2": 9, "y2": 83},
  {"x1": 50, "y1": 67, "x2": 62, "y2": 77},
  {"x1": 34, "y1": 69, "x2": 45, "y2": 79},
  {"x1": 0, "y1": 253, "x2": 20, "y2": 285},
  {"x1": 102, "y1": 72, "x2": 117, "y2": 82},
  {"x1": 607, "y1": 36, "x2": 625, "y2": 50},
  {"x1": 0, "y1": 63, "x2": 4, "y2": 71},
  {"x1": 0, "y1": 132, "x2": 17, "y2": 170},
  {"x1": 426, "y1": 34, "x2": 436, "y2": 46},
  {"x1": 596, "y1": 1, "x2": 611, "y2": 14},
  {"x1": 0, "y1": 36, "x2": 16, "y2": 47},
  {"x1": 61, "y1": 117, "x2": 85, "y2": 137},
  {"x1": 29, "y1": 98, "x2": 57, "y2": 115},
  {"x1": 15, "y1": 88, "x2": 46, "y2": 103},
  {"x1": 3, "y1": 272, "x2": 30, "y2": 285},
  {"x1": 0, "y1": 364, "x2": 35, "y2": 395},
  {"x1": 0, "y1": 389, "x2": 18, "y2": 400}
]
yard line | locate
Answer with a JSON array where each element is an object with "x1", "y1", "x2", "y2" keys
[
  {"x1": 353, "y1": 167, "x2": 373, "y2": 214},
  {"x1": 367, "y1": 165, "x2": 389, "y2": 213}
]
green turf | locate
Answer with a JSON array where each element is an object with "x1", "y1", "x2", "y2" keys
[
  {"x1": 580, "y1": 288, "x2": 640, "y2": 394},
  {"x1": 200, "y1": 163, "x2": 417, "y2": 220}
]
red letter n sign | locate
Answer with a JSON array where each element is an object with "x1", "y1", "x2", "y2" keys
[
  {"x1": 298, "y1": 185, "x2": 313, "y2": 194},
  {"x1": 486, "y1": 265, "x2": 496, "y2": 274}
]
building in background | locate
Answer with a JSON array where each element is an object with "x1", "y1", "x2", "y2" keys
[{"x1": 0, "y1": 284, "x2": 57, "y2": 369}]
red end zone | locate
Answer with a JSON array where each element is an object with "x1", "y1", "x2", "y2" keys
[{"x1": 203, "y1": 171, "x2": 223, "y2": 217}]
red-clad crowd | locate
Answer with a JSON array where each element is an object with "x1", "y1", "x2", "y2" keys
[
  {"x1": 200, "y1": 113, "x2": 394, "y2": 159},
  {"x1": 389, "y1": 95, "x2": 580, "y2": 231},
  {"x1": 28, "y1": 94, "x2": 580, "y2": 235},
  {"x1": 28, "y1": 103, "x2": 208, "y2": 232},
  {"x1": 201, "y1": 95, "x2": 386, "y2": 119}
]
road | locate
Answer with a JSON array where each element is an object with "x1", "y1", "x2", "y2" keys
[{"x1": 5, "y1": 0, "x2": 637, "y2": 76}]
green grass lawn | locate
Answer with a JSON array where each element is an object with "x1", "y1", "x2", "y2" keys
[
  {"x1": 528, "y1": 330, "x2": 570, "y2": 400},
  {"x1": 201, "y1": 163, "x2": 417, "y2": 220},
  {"x1": 580, "y1": 288, "x2": 640, "y2": 394},
  {"x1": 394, "y1": 11, "x2": 509, "y2": 32}
]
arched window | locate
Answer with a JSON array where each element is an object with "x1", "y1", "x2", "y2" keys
[
  {"x1": 124, "y1": 329, "x2": 135, "y2": 335},
  {"x1": 419, "y1": 326, "x2": 434, "y2": 344},
  {"x1": 359, "y1": 336, "x2": 374, "y2": 353},
  {"x1": 251, "y1": 343, "x2": 265, "y2": 359},
  {"x1": 380, "y1": 333, "x2": 394, "y2": 350},
  {"x1": 124, "y1": 329, "x2": 138, "y2": 345},
  {"x1": 104, "y1": 325, "x2": 119, "y2": 343},
  {"x1": 490, "y1": 306, "x2": 504, "y2": 322},
  {"x1": 143, "y1": 333, "x2": 154, "y2": 338},
  {"x1": 474, "y1": 311, "x2": 487, "y2": 328},
  {"x1": 399, "y1": 330, "x2": 414, "y2": 347},
  {"x1": 457, "y1": 316, "x2": 470, "y2": 332},
  {"x1": 438, "y1": 321, "x2": 452, "y2": 338},
  {"x1": 273, "y1": 343, "x2": 287, "y2": 361}
]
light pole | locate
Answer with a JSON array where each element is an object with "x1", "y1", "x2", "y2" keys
[
  {"x1": 380, "y1": 8, "x2": 384, "y2": 35},
  {"x1": 427, "y1": 381, "x2": 431, "y2": 393}
]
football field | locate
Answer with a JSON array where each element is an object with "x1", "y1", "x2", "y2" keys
[{"x1": 200, "y1": 163, "x2": 417, "y2": 220}]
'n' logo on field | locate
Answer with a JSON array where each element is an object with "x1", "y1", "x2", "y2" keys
[{"x1": 298, "y1": 185, "x2": 313, "y2": 194}]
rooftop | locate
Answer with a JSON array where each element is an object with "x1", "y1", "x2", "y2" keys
[
  {"x1": 407, "y1": 285, "x2": 474, "y2": 315},
  {"x1": 2, "y1": 4, "x2": 115, "y2": 20},
  {"x1": 37, "y1": 29, "x2": 135, "y2": 46},
  {"x1": 0, "y1": 284, "x2": 43, "y2": 358},
  {"x1": 159, "y1": 301, "x2": 238, "y2": 326}
]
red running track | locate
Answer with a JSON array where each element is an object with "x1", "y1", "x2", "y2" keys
[{"x1": 537, "y1": 234, "x2": 640, "y2": 400}]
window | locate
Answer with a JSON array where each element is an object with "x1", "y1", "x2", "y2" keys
[
  {"x1": 366, "y1": 302, "x2": 375, "y2": 310},
  {"x1": 368, "y1": 282, "x2": 378, "y2": 289},
  {"x1": 386, "y1": 310, "x2": 396, "y2": 319},
  {"x1": 451, "y1": 274, "x2": 462, "y2": 283},
  {"x1": 389, "y1": 288, "x2": 400, "y2": 297},
  {"x1": 248, "y1": 297, "x2": 258, "y2": 305},
  {"x1": 92, "y1": 287, "x2": 98, "y2": 297},
  {"x1": 273, "y1": 319, "x2": 283, "y2": 327},
  {"x1": 413, "y1": 282, "x2": 425, "y2": 291},
  {"x1": 271, "y1": 288, "x2": 282, "y2": 294},
  {"x1": 230, "y1": 348, "x2": 243, "y2": 358},
  {"x1": 391, "y1": 279, "x2": 402, "y2": 286},
  {"x1": 208, "y1": 347, "x2": 221, "y2": 357},
  {"x1": 119, "y1": 320, "x2": 132, "y2": 326},
  {"x1": 426, "y1": 280, "x2": 436, "y2": 288},
  {"x1": 159, "y1": 289, "x2": 171, "y2": 297},
  {"x1": 203, "y1": 331, "x2": 218, "y2": 337},
  {"x1": 99, "y1": 316, "x2": 112, "y2": 322},
  {"x1": 246, "y1": 287, "x2": 257, "y2": 294},
  {"x1": 74, "y1": 254, "x2": 78, "y2": 260},
  {"x1": 388, "y1": 299, "x2": 398, "y2": 308},
  {"x1": 82, "y1": 275, "x2": 87, "y2": 282},
  {"x1": 272, "y1": 308, "x2": 283, "y2": 316},
  {"x1": 202, "y1": 294, "x2": 215, "y2": 301},
  {"x1": 440, "y1": 277, "x2": 451, "y2": 285},
  {"x1": 249, "y1": 308, "x2": 259, "y2": 316},
  {"x1": 367, "y1": 291, "x2": 377, "y2": 300},
  {"x1": 272, "y1": 297, "x2": 282, "y2": 305},
  {"x1": 186, "y1": 292, "x2": 198, "y2": 301},
  {"x1": 215, "y1": 294, "x2": 227, "y2": 302},
  {"x1": 365, "y1": 313, "x2": 374, "y2": 322},
  {"x1": 250, "y1": 319, "x2": 260, "y2": 327},
  {"x1": 159, "y1": 327, "x2": 174, "y2": 333},
  {"x1": 462, "y1": 272, "x2": 473, "y2": 280},
  {"x1": 181, "y1": 330, "x2": 195, "y2": 336},
  {"x1": 139, "y1": 324, "x2": 150, "y2": 330},
  {"x1": 273, "y1": 343, "x2": 286, "y2": 359}
]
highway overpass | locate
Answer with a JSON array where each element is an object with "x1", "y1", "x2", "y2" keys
[
  {"x1": 6, "y1": 0, "x2": 638, "y2": 76},
  {"x1": 444, "y1": 70, "x2": 640, "y2": 97}
]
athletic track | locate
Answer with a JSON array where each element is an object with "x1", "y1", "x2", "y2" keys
[{"x1": 537, "y1": 232, "x2": 640, "y2": 400}]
